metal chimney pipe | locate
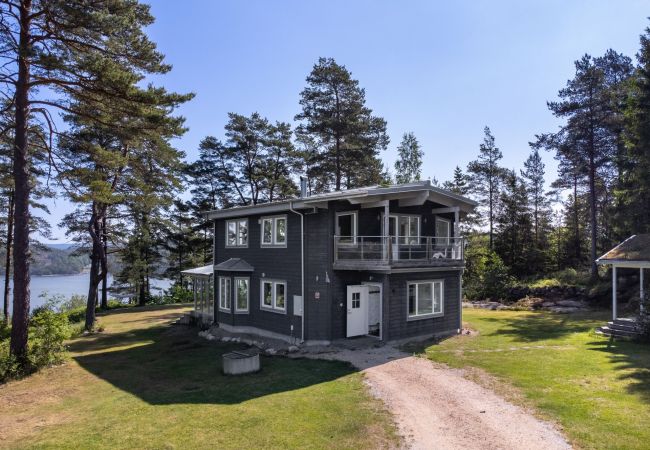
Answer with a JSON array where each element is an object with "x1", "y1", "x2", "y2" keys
[{"x1": 300, "y1": 176, "x2": 307, "y2": 198}]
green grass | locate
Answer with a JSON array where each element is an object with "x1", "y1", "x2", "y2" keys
[
  {"x1": 0, "y1": 305, "x2": 397, "y2": 449},
  {"x1": 423, "y1": 309, "x2": 650, "y2": 450}
]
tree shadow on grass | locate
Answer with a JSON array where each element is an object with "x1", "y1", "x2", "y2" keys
[
  {"x1": 587, "y1": 338, "x2": 650, "y2": 403},
  {"x1": 72, "y1": 325, "x2": 357, "y2": 405},
  {"x1": 478, "y1": 311, "x2": 605, "y2": 343}
]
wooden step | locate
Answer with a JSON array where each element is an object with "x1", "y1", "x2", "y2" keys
[
  {"x1": 597, "y1": 326, "x2": 638, "y2": 338},
  {"x1": 607, "y1": 322, "x2": 638, "y2": 332}
]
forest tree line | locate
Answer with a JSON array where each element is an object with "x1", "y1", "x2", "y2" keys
[{"x1": 0, "y1": 0, "x2": 649, "y2": 367}]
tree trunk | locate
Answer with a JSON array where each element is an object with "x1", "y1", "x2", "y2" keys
[
  {"x1": 100, "y1": 214, "x2": 108, "y2": 309},
  {"x1": 588, "y1": 154, "x2": 598, "y2": 279},
  {"x1": 3, "y1": 191, "x2": 14, "y2": 324},
  {"x1": 10, "y1": 0, "x2": 33, "y2": 361},
  {"x1": 85, "y1": 208, "x2": 102, "y2": 331}
]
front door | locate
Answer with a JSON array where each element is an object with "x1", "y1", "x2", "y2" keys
[{"x1": 346, "y1": 285, "x2": 369, "y2": 337}]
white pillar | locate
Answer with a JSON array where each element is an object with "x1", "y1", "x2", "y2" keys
[
  {"x1": 612, "y1": 266, "x2": 617, "y2": 321},
  {"x1": 384, "y1": 202, "x2": 390, "y2": 261},
  {"x1": 641, "y1": 268, "x2": 645, "y2": 315}
]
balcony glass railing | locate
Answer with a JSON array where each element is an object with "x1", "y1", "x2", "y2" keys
[{"x1": 333, "y1": 236, "x2": 464, "y2": 263}]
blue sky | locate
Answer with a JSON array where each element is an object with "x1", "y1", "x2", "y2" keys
[{"x1": 43, "y1": 1, "x2": 649, "y2": 242}]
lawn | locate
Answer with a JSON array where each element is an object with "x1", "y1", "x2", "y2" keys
[
  {"x1": 423, "y1": 308, "x2": 650, "y2": 450},
  {"x1": 0, "y1": 305, "x2": 398, "y2": 450}
]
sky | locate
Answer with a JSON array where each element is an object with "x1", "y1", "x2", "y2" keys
[{"x1": 42, "y1": 0, "x2": 650, "y2": 242}]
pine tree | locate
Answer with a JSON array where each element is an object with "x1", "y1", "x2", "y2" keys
[
  {"x1": 467, "y1": 127, "x2": 506, "y2": 250},
  {"x1": 394, "y1": 132, "x2": 423, "y2": 183},
  {"x1": 0, "y1": 0, "x2": 176, "y2": 359},
  {"x1": 521, "y1": 148, "x2": 552, "y2": 273},
  {"x1": 295, "y1": 57, "x2": 389, "y2": 191}
]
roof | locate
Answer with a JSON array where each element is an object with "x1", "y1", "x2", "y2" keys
[
  {"x1": 214, "y1": 258, "x2": 255, "y2": 272},
  {"x1": 203, "y1": 181, "x2": 478, "y2": 220},
  {"x1": 596, "y1": 234, "x2": 650, "y2": 267},
  {"x1": 180, "y1": 265, "x2": 213, "y2": 277}
]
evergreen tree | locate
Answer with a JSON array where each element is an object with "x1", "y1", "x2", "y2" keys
[
  {"x1": 520, "y1": 148, "x2": 553, "y2": 273},
  {"x1": 618, "y1": 26, "x2": 650, "y2": 236},
  {"x1": 394, "y1": 132, "x2": 423, "y2": 183},
  {"x1": 494, "y1": 170, "x2": 533, "y2": 276},
  {"x1": 295, "y1": 57, "x2": 389, "y2": 192},
  {"x1": 443, "y1": 166, "x2": 470, "y2": 195},
  {"x1": 540, "y1": 53, "x2": 630, "y2": 279},
  {"x1": 467, "y1": 127, "x2": 506, "y2": 249},
  {"x1": 0, "y1": 0, "x2": 175, "y2": 360}
]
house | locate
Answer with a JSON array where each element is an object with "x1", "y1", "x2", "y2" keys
[
  {"x1": 595, "y1": 234, "x2": 649, "y2": 338},
  {"x1": 182, "y1": 180, "x2": 477, "y2": 344}
]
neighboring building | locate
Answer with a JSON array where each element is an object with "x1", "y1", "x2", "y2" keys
[{"x1": 183, "y1": 180, "x2": 477, "y2": 344}]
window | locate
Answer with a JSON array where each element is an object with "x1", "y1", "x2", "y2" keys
[
  {"x1": 261, "y1": 216, "x2": 287, "y2": 247},
  {"x1": 235, "y1": 277, "x2": 249, "y2": 313},
  {"x1": 436, "y1": 218, "x2": 451, "y2": 244},
  {"x1": 389, "y1": 215, "x2": 420, "y2": 244},
  {"x1": 336, "y1": 211, "x2": 358, "y2": 244},
  {"x1": 226, "y1": 218, "x2": 248, "y2": 247},
  {"x1": 407, "y1": 280, "x2": 443, "y2": 319},
  {"x1": 260, "y1": 279, "x2": 287, "y2": 312},
  {"x1": 219, "y1": 277, "x2": 232, "y2": 311}
]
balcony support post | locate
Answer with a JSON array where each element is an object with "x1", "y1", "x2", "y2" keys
[{"x1": 383, "y1": 201, "x2": 390, "y2": 262}]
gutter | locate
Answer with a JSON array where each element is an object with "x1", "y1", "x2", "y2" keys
[{"x1": 289, "y1": 201, "x2": 305, "y2": 343}]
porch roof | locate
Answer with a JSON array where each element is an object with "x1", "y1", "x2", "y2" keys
[
  {"x1": 181, "y1": 264, "x2": 213, "y2": 277},
  {"x1": 214, "y1": 258, "x2": 255, "y2": 272},
  {"x1": 596, "y1": 234, "x2": 650, "y2": 268}
]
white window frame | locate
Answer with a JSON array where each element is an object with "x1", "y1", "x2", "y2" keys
[
  {"x1": 225, "y1": 218, "x2": 248, "y2": 247},
  {"x1": 261, "y1": 215, "x2": 288, "y2": 247},
  {"x1": 260, "y1": 279, "x2": 287, "y2": 313},
  {"x1": 435, "y1": 217, "x2": 451, "y2": 244},
  {"x1": 335, "y1": 211, "x2": 358, "y2": 245},
  {"x1": 234, "y1": 277, "x2": 249, "y2": 313},
  {"x1": 407, "y1": 279, "x2": 444, "y2": 320},
  {"x1": 219, "y1": 277, "x2": 232, "y2": 312},
  {"x1": 386, "y1": 214, "x2": 421, "y2": 244}
]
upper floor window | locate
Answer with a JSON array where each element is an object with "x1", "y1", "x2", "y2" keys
[
  {"x1": 336, "y1": 211, "x2": 358, "y2": 244},
  {"x1": 226, "y1": 218, "x2": 248, "y2": 247},
  {"x1": 261, "y1": 215, "x2": 287, "y2": 247},
  {"x1": 435, "y1": 217, "x2": 451, "y2": 244}
]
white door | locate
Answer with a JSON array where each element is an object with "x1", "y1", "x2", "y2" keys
[{"x1": 347, "y1": 285, "x2": 369, "y2": 337}]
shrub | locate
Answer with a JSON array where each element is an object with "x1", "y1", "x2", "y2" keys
[
  {"x1": 464, "y1": 248, "x2": 514, "y2": 301},
  {"x1": 28, "y1": 309, "x2": 71, "y2": 368}
]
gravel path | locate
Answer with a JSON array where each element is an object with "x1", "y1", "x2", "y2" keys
[{"x1": 298, "y1": 345, "x2": 571, "y2": 450}]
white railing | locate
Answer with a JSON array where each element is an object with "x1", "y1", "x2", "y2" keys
[{"x1": 334, "y1": 236, "x2": 464, "y2": 263}]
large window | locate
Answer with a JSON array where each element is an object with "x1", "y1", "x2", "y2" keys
[
  {"x1": 336, "y1": 211, "x2": 358, "y2": 244},
  {"x1": 397, "y1": 215, "x2": 420, "y2": 245},
  {"x1": 407, "y1": 280, "x2": 443, "y2": 319},
  {"x1": 235, "y1": 277, "x2": 249, "y2": 313},
  {"x1": 226, "y1": 219, "x2": 248, "y2": 247},
  {"x1": 219, "y1": 277, "x2": 232, "y2": 311},
  {"x1": 261, "y1": 279, "x2": 287, "y2": 312},
  {"x1": 261, "y1": 216, "x2": 287, "y2": 247}
]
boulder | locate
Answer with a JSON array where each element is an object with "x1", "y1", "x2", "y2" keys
[
  {"x1": 287, "y1": 345, "x2": 299, "y2": 353},
  {"x1": 221, "y1": 336, "x2": 231, "y2": 343},
  {"x1": 556, "y1": 299, "x2": 583, "y2": 308},
  {"x1": 549, "y1": 306, "x2": 579, "y2": 313},
  {"x1": 265, "y1": 348, "x2": 277, "y2": 355}
]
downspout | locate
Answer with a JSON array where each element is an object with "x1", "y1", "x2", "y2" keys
[{"x1": 289, "y1": 201, "x2": 305, "y2": 343}]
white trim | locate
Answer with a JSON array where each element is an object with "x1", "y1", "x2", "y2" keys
[
  {"x1": 225, "y1": 218, "x2": 249, "y2": 248},
  {"x1": 335, "y1": 211, "x2": 358, "y2": 245},
  {"x1": 260, "y1": 279, "x2": 287, "y2": 314},
  {"x1": 218, "y1": 276, "x2": 232, "y2": 312},
  {"x1": 260, "y1": 215, "x2": 288, "y2": 248},
  {"x1": 597, "y1": 260, "x2": 650, "y2": 268},
  {"x1": 407, "y1": 279, "x2": 444, "y2": 320},
  {"x1": 385, "y1": 213, "x2": 421, "y2": 243},
  {"x1": 234, "y1": 277, "x2": 250, "y2": 314}
]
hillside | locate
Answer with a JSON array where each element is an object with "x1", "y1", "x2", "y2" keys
[{"x1": 0, "y1": 245, "x2": 89, "y2": 276}]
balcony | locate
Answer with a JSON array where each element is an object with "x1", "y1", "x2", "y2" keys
[{"x1": 333, "y1": 236, "x2": 465, "y2": 271}]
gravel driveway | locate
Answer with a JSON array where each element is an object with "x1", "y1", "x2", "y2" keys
[{"x1": 298, "y1": 344, "x2": 571, "y2": 450}]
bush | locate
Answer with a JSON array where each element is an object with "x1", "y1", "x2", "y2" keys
[
  {"x1": 464, "y1": 247, "x2": 514, "y2": 301},
  {"x1": 28, "y1": 309, "x2": 71, "y2": 368}
]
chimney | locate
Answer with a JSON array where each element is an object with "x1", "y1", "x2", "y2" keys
[{"x1": 300, "y1": 176, "x2": 308, "y2": 198}]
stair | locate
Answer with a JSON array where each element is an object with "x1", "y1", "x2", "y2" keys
[{"x1": 596, "y1": 317, "x2": 640, "y2": 339}]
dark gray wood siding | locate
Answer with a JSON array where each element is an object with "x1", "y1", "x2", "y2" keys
[
  {"x1": 214, "y1": 212, "x2": 302, "y2": 339},
  {"x1": 385, "y1": 270, "x2": 461, "y2": 340}
]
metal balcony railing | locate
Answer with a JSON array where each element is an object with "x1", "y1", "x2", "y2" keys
[{"x1": 333, "y1": 236, "x2": 464, "y2": 263}]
